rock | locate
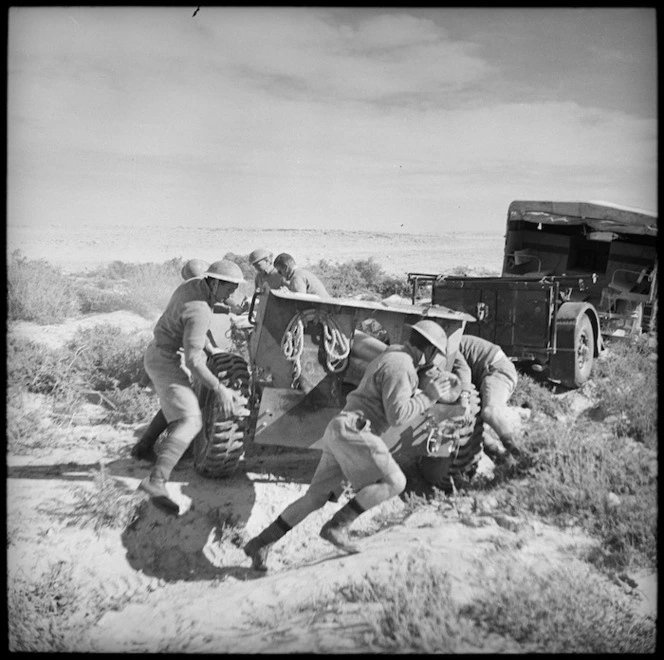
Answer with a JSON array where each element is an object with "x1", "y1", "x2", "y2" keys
[
  {"x1": 492, "y1": 514, "x2": 529, "y2": 534},
  {"x1": 474, "y1": 495, "x2": 499, "y2": 515},
  {"x1": 605, "y1": 492, "x2": 621, "y2": 509}
]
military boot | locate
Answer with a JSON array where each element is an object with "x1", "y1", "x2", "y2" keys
[
  {"x1": 131, "y1": 410, "x2": 168, "y2": 462},
  {"x1": 243, "y1": 516, "x2": 292, "y2": 572},
  {"x1": 243, "y1": 537, "x2": 272, "y2": 572},
  {"x1": 131, "y1": 438, "x2": 157, "y2": 463},
  {"x1": 138, "y1": 475, "x2": 179, "y2": 516},
  {"x1": 319, "y1": 500, "x2": 364, "y2": 554}
]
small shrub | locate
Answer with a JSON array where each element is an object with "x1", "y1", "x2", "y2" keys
[
  {"x1": 511, "y1": 371, "x2": 566, "y2": 418},
  {"x1": 377, "y1": 274, "x2": 412, "y2": 298},
  {"x1": 310, "y1": 258, "x2": 366, "y2": 297},
  {"x1": 66, "y1": 463, "x2": 144, "y2": 534},
  {"x1": 464, "y1": 558, "x2": 655, "y2": 652},
  {"x1": 74, "y1": 279, "x2": 132, "y2": 315},
  {"x1": 221, "y1": 252, "x2": 255, "y2": 284},
  {"x1": 310, "y1": 257, "x2": 409, "y2": 299},
  {"x1": 7, "y1": 336, "x2": 84, "y2": 405},
  {"x1": 337, "y1": 551, "x2": 476, "y2": 652},
  {"x1": 8, "y1": 561, "x2": 80, "y2": 651},
  {"x1": 7, "y1": 251, "x2": 80, "y2": 323},
  {"x1": 506, "y1": 417, "x2": 657, "y2": 569},
  {"x1": 6, "y1": 389, "x2": 57, "y2": 454},
  {"x1": 101, "y1": 383, "x2": 157, "y2": 425},
  {"x1": 66, "y1": 325, "x2": 150, "y2": 391},
  {"x1": 81, "y1": 259, "x2": 183, "y2": 319},
  {"x1": 592, "y1": 337, "x2": 657, "y2": 448},
  {"x1": 444, "y1": 265, "x2": 500, "y2": 277}
]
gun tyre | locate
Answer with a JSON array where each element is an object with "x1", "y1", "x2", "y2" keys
[
  {"x1": 417, "y1": 384, "x2": 484, "y2": 492},
  {"x1": 193, "y1": 353, "x2": 251, "y2": 479}
]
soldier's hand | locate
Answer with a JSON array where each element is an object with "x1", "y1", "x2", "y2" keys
[
  {"x1": 232, "y1": 392, "x2": 251, "y2": 418},
  {"x1": 216, "y1": 384, "x2": 236, "y2": 418},
  {"x1": 423, "y1": 373, "x2": 453, "y2": 402},
  {"x1": 457, "y1": 391, "x2": 474, "y2": 424}
]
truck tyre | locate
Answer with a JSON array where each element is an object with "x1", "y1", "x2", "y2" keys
[
  {"x1": 193, "y1": 352, "x2": 251, "y2": 479},
  {"x1": 563, "y1": 314, "x2": 595, "y2": 388},
  {"x1": 417, "y1": 384, "x2": 484, "y2": 492}
]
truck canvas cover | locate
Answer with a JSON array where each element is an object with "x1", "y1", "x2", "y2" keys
[{"x1": 508, "y1": 200, "x2": 657, "y2": 237}]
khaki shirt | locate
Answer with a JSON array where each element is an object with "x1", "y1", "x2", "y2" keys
[
  {"x1": 344, "y1": 345, "x2": 435, "y2": 436},
  {"x1": 288, "y1": 267, "x2": 329, "y2": 297},
  {"x1": 152, "y1": 278, "x2": 219, "y2": 391},
  {"x1": 454, "y1": 335, "x2": 506, "y2": 390},
  {"x1": 254, "y1": 268, "x2": 285, "y2": 293}
]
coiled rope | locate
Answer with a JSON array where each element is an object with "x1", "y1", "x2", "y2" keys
[{"x1": 281, "y1": 309, "x2": 351, "y2": 388}]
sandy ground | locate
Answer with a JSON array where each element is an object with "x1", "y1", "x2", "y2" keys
[
  {"x1": 6, "y1": 229, "x2": 657, "y2": 652},
  {"x1": 7, "y1": 222, "x2": 505, "y2": 277}
]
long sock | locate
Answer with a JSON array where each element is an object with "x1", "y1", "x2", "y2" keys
[
  {"x1": 151, "y1": 418, "x2": 198, "y2": 482},
  {"x1": 251, "y1": 516, "x2": 292, "y2": 548},
  {"x1": 326, "y1": 498, "x2": 365, "y2": 529},
  {"x1": 499, "y1": 433, "x2": 520, "y2": 455},
  {"x1": 140, "y1": 409, "x2": 168, "y2": 445}
]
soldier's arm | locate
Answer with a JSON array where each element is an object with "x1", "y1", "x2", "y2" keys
[
  {"x1": 289, "y1": 273, "x2": 308, "y2": 293},
  {"x1": 452, "y1": 350, "x2": 473, "y2": 393},
  {"x1": 380, "y1": 365, "x2": 436, "y2": 427},
  {"x1": 181, "y1": 302, "x2": 221, "y2": 390}
]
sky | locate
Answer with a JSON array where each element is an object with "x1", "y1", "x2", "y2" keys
[{"x1": 7, "y1": 6, "x2": 658, "y2": 236}]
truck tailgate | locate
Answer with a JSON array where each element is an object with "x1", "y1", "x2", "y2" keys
[{"x1": 433, "y1": 277, "x2": 555, "y2": 353}]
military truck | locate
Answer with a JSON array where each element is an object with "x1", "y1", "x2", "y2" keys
[
  {"x1": 407, "y1": 200, "x2": 658, "y2": 389},
  {"x1": 191, "y1": 288, "x2": 483, "y2": 491}
]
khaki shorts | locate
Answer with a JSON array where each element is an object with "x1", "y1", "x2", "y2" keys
[
  {"x1": 144, "y1": 341, "x2": 201, "y2": 423},
  {"x1": 306, "y1": 411, "x2": 403, "y2": 502},
  {"x1": 481, "y1": 357, "x2": 518, "y2": 408}
]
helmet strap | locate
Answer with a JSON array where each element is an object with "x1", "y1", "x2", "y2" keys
[{"x1": 208, "y1": 278, "x2": 218, "y2": 304}]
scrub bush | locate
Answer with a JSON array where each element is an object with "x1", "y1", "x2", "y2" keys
[
  {"x1": 66, "y1": 325, "x2": 149, "y2": 391},
  {"x1": 7, "y1": 251, "x2": 80, "y2": 323},
  {"x1": 500, "y1": 417, "x2": 657, "y2": 569},
  {"x1": 77, "y1": 258, "x2": 183, "y2": 319},
  {"x1": 591, "y1": 336, "x2": 657, "y2": 448},
  {"x1": 311, "y1": 257, "x2": 409, "y2": 299}
]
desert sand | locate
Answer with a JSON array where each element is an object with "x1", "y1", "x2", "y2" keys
[
  {"x1": 7, "y1": 228, "x2": 656, "y2": 652},
  {"x1": 7, "y1": 222, "x2": 504, "y2": 276}
]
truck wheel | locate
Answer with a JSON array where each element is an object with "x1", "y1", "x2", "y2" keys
[
  {"x1": 562, "y1": 314, "x2": 595, "y2": 388},
  {"x1": 193, "y1": 353, "x2": 251, "y2": 479},
  {"x1": 417, "y1": 385, "x2": 484, "y2": 492}
]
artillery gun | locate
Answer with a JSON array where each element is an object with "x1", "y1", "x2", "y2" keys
[{"x1": 191, "y1": 288, "x2": 482, "y2": 492}]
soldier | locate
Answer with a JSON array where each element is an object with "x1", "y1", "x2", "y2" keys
[
  {"x1": 137, "y1": 260, "x2": 247, "y2": 515},
  {"x1": 131, "y1": 258, "x2": 226, "y2": 462},
  {"x1": 248, "y1": 248, "x2": 285, "y2": 294},
  {"x1": 181, "y1": 258, "x2": 209, "y2": 280},
  {"x1": 273, "y1": 253, "x2": 329, "y2": 297},
  {"x1": 243, "y1": 320, "x2": 455, "y2": 571},
  {"x1": 452, "y1": 335, "x2": 521, "y2": 461}
]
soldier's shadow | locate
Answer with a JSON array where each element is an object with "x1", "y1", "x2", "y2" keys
[{"x1": 120, "y1": 458, "x2": 263, "y2": 583}]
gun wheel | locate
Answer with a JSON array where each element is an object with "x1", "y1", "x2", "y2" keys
[
  {"x1": 193, "y1": 353, "x2": 251, "y2": 479},
  {"x1": 417, "y1": 384, "x2": 484, "y2": 492}
]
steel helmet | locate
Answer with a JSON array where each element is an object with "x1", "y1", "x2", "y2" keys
[
  {"x1": 205, "y1": 260, "x2": 244, "y2": 284},
  {"x1": 181, "y1": 259, "x2": 210, "y2": 280},
  {"x1": 248, "y1": 247, "x2": 271, "y2": 265},
  {"x1": 408, "y1": 320, "x2": 448, "y2": 355}
]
